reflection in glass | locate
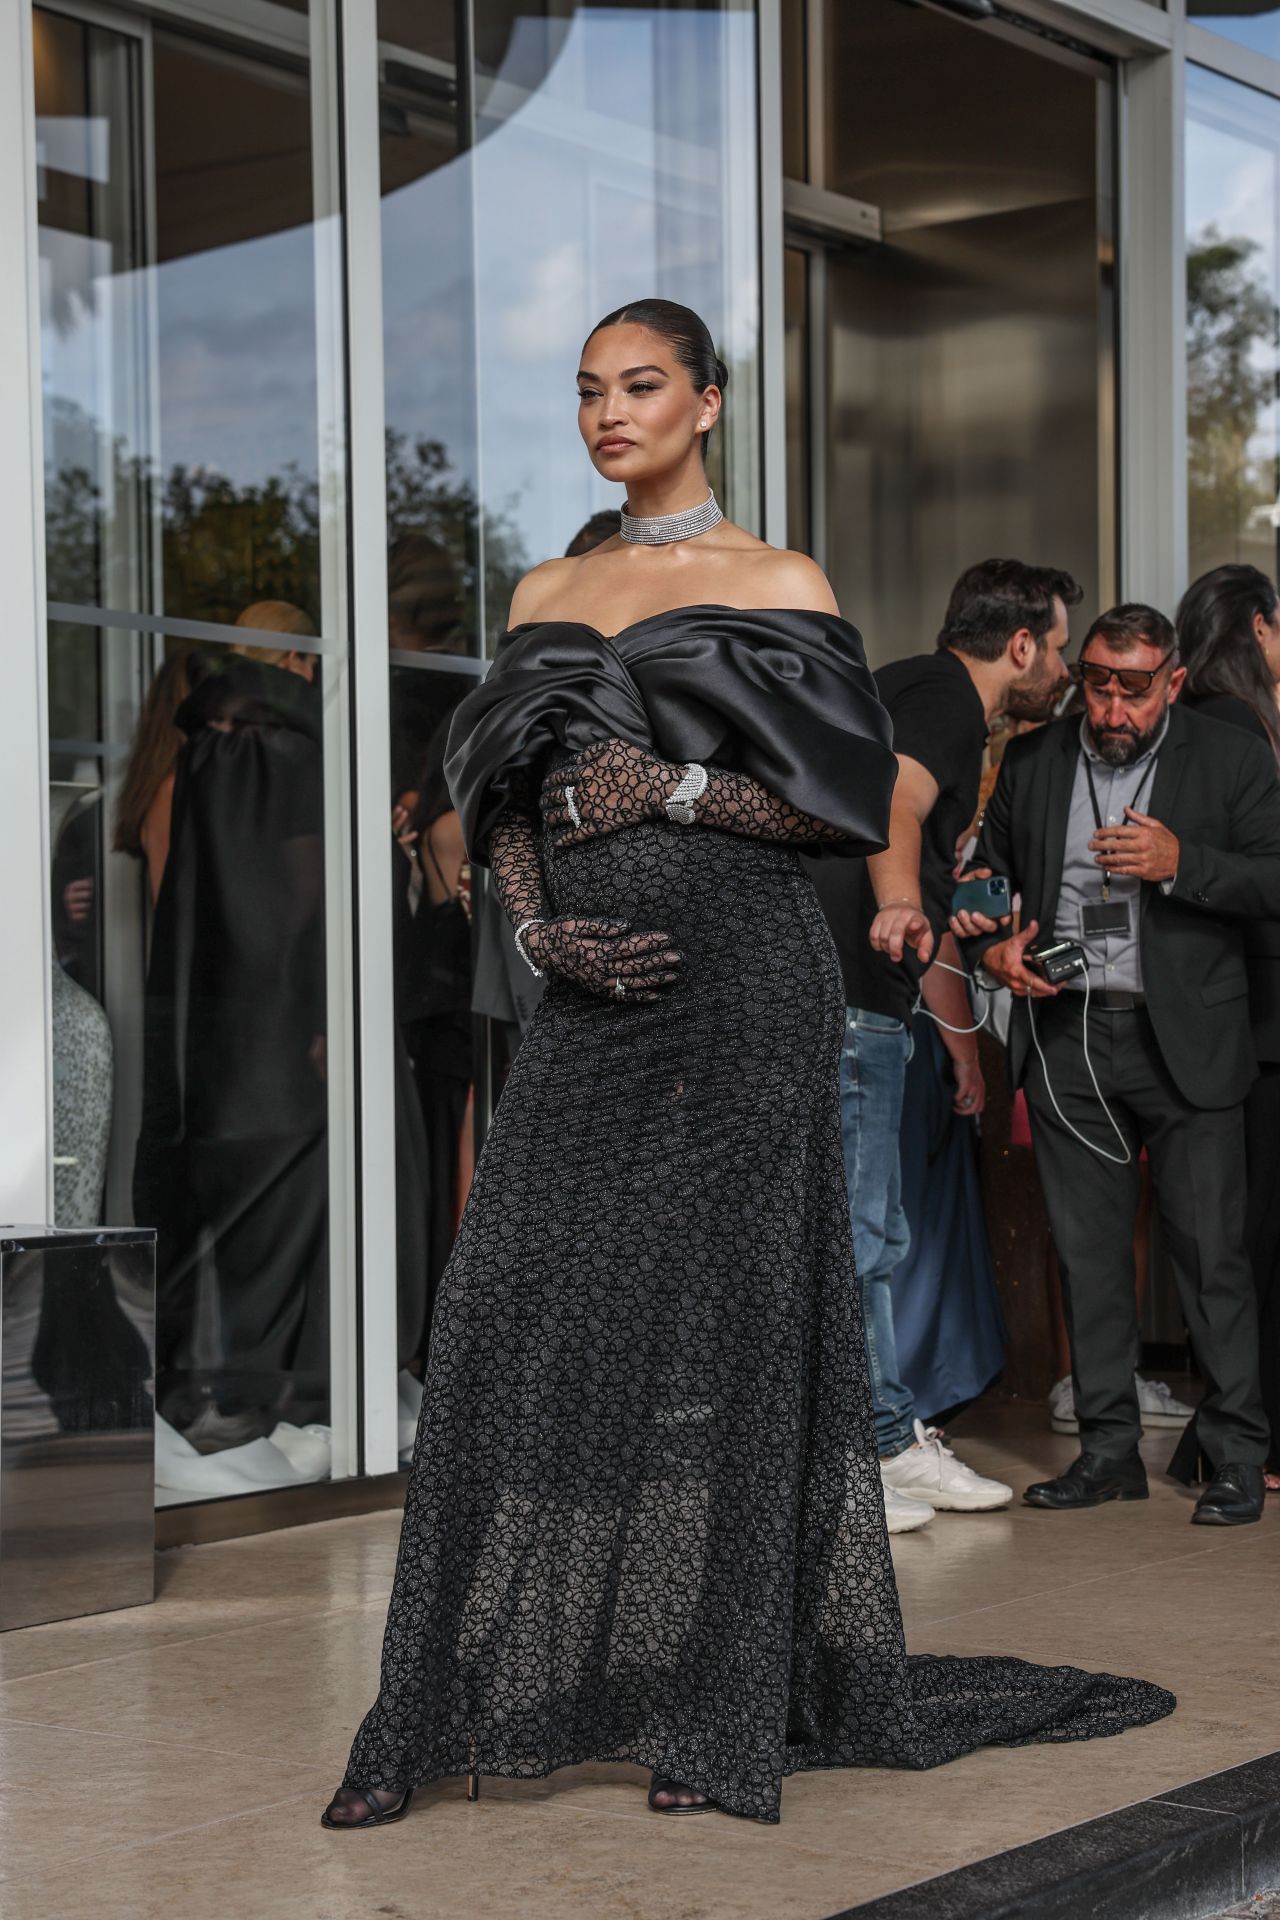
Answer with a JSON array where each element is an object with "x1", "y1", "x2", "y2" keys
[
  {"x1": 1186, "y1": 67, "x2": 1280, "y2": 584},
  {"x1": 470, "y1": 1, "x2": 760, "y2": 607},
  {"x1": 784, "y1": 4, "x2": 1110, "y2": 663},
  {"x1": 35, "y1": 8, "x2": 149, "y2": 614},
  {"x1": 35, "y1": 3, "x2": 326, "y2": 624},
  {"x1": 34, "y1": 3, "x2": 344, "y2": 1501},
  {"x1": 379, "y1": 0, "x2": 760, "y2": 659},
  {"x1": 1190, "y1": 5, "x2": 1280, "y2": 63},
  {"x1": 379, "y1": 2, "x2": 486, "y2": 652},
  {"x1": 784, "y1": 247, "x2": 811, "y2": 557},
  {"x1": 135, "y1": 624, "x2": 329, "y2": 1450}
]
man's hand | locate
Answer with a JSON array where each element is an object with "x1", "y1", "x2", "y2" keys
[
  {"x1": 869, "y1": 902, "x2": 934, "y2": 966},
  {"x1": 980, "y1": 919, "x2": 1060, "y2": 999},
  {"x1": 949, "y1": 867, "x2": 1014, "y2": 941},
  {"x1": 1090, "y1": 807, "x2": 1179, "y2": 883},
  {"x1": 63, "y1": 877, "x2": 94, "y2": 925},
  {"x1": 952, "y1": 1054, "x2": 985, "y2": 1117}
]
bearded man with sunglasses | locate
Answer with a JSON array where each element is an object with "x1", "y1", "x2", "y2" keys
[{"x1": 954, "y1": 604, "x2": 1280, "y2": 1525}]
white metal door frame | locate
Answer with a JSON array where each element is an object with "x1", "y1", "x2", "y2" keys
[{"x1": 0, "y1": 0, "x2": 54, "y2": 1231}]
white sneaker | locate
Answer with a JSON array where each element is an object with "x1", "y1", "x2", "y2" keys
[
  {"x1": 1048, "y1": 1373, "x2": 1195, "y2": 1435},
  {"x1": 1135, "y1": 1374, "x2": 1196, "y2": 1429},
  {"x1": 882, "y1": 1471, "x2": 935, "y2": 1534},
  {"x1": 270, "y1": 1422, "x2": 333, "y2": 1481},
  {"x1": 1048, "y1": 1375, "x2": 1078, "y2": 1434},
  {"x1": 880, "y1": 1419, "x2": 1013, "y2": 1512}
]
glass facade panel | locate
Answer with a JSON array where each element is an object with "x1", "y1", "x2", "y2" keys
[
  {"x1": 784, "y1": 245, "x2": 810, "y2": 555},
  {"x1": 376, "y1": 1, "x2": 762, "y2": 1448},
  {"x1": 1186, "y1": 66, "x2": 1280, "y2": 584},
  {"x1": 783, "y1": 4, "x2": 1112, "y2": 665},
  {"x1": 34, "y1": 2, "x2": 351, "y2": 1500},
  {"x1": 469, "y1": 1, "x2": 761, "y2": 585},
  {"x1": 379, "y1": 0, "x2": 761, "y2": 661},
  {"x1": 1189, "y1": 6, "x2": 1280, "y2": 63}
]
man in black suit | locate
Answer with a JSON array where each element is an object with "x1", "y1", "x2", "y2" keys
[{"x1": 954, "y1": 603, "x2": 1280, "y2": 1524}]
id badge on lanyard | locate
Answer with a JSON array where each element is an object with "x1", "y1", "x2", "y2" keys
[
  {"x1": 1083, "y1": 753, "x2": 1154, "y2": 937},
  {"x1": 1082, "y1": 896, "x2": 1133, "y2": 937}
]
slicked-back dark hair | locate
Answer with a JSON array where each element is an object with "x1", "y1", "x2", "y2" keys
[
  {"x1": 1177, "y1": 564, "x2": 1280, "y2": 765},
  {"x1": 937, "y1": 558, "x2": 1083, "y2": 661},
  {"x1": 1081, "y1": 603, "x2": 1177, "y2": 660},
  {"x1": 585, "y1": 298, "x2": 728, "y2": 457}
]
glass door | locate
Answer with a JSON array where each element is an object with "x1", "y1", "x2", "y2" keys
[
  {"x1": 782, "y1": 2, "x2": 1116, "y2": 664},
  {"x1": 33, "y1": 0, "x2": 357, "y2": 1504}
]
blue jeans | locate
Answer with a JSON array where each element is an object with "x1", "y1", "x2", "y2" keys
[{"x1": 839, "y1": 1007, "x2": 916, "y2": 1459}]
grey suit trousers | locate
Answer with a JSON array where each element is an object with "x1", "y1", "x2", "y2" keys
[{"x1": 1023, "y1": 996, "x2": 1269, "y2": 1467}]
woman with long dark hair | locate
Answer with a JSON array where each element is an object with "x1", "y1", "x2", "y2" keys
[
  {"x1": 113, "y1": 649, "x2": 214, "y2": 902},
  {"x1": 1177, "y1": 564, "x2": 1280, "y2": 1489},
  {"x1": 323, "y1": 298, "x2": 1172, "y2": 1830},
  {"x1": 1178, "y1": 565, "x2": 1280, "y2": 756}
]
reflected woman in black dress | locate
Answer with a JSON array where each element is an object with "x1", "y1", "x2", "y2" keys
[
  {"x1": 323, "y1": 299, "x2": 1173, "y2": 1831},
  {"x1": 137, "y1": 613, "x2": 328, "y2": 1446}
]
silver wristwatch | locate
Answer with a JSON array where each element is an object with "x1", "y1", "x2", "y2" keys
[{"x1": 665, "y1": 762, "x2": 709, "y2": 826}]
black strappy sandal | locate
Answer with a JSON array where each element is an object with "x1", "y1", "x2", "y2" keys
[
  {"x1": 320, "y1": 1786, "x2": 415, "y2": 1830},
  {"x1": 320, "y1": 1772, "x2": 480, "y2": 1831},
  {"x1": 648, "y1": 1773, "x2": 717, "y2": 1815}
]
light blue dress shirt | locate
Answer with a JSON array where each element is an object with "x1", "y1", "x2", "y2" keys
[{"x1": 1055, "y1": 714, "x2": 1170, "y2": 993}]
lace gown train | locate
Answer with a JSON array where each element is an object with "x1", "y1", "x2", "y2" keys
[{"x1": 342, "y1": 608, "x2": 1173, "y2": 1823}]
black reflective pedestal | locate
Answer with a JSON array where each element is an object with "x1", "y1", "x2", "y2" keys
[{"x1": 0, "y1": 1227, "x2": 156, "y2": 1630}]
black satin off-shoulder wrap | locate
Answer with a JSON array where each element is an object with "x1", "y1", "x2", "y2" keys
[{"x1": 444, "y1": 603, "x2": 896, "y2": 863}]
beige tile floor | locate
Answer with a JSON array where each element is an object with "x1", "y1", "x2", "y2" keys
[{"x1": 1, "y1": 1401, "x2": 1277, "y2": 1920}]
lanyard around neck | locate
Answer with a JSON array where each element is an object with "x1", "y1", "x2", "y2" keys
[{"x1": 1083, "y1": 753, "x2": 1156, "y2": 902}]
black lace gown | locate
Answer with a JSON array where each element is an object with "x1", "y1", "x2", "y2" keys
[{"x1": 343, "y1": 606, "x2": 1174, "y2": 1823}]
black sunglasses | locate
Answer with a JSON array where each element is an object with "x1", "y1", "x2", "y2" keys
[{"x1": 1075, "y1": 648, "x2": 1176, "y2": 695}]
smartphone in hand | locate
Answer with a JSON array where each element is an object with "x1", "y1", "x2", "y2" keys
[{"x1": 950, "y1": 873, "x2": 1011, "y2": 920}]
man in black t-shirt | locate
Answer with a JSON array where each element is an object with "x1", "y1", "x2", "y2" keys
[{"x1": 809, "y1": 558, "x2": 1079, "y2": 1530}]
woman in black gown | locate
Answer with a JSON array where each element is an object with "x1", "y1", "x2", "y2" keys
[{"x1": 324, "y1": 299, "x2": 1173, "y2": 1830}]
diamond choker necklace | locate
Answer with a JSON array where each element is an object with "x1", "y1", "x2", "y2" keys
[{"x1": 619, "y1": 490, "x2": 723, "y2": 546}]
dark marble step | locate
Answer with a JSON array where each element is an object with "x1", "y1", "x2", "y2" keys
[{"x1": 827, "y1": 1752, "x2": 1280, "y2": 1920}]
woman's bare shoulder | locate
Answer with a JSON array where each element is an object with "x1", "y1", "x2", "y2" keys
[
  {"x1": 506, "y1": 558, "x2": 580, "y2": 630},
  {"x1": 742, "y1": 544, "x2": 840, "y2": 615}
]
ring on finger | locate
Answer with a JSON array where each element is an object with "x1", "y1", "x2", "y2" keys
[
  {"x1": 614, "y1": 975, "x2": 626, "y2": 1001},
  {"x1": 564, "y1": 786, "x2": 582, "y2": 831}
]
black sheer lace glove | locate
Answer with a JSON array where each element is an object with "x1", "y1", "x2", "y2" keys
[
  {"x1": 487, "y1": 784, "x2": 552, "y2": 930},
  {"x1": 487, "y1": 788, "x2": 682, "y2": 1003},
  {"x1": 541, "y1": 739, "x2": 849, "y2": 851},
  {"x1": 525, "y1": 918, "x2": 683, "y2": 1003}
]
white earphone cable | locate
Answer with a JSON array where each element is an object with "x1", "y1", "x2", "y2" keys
[
  {"x1": 916, "y1": 947, "x2": 1131, "y2": 1163},
  {"x1": 1026, "y1": 973, "x2": 1132, "y2": 1166},
  {"x1": 911, "y1": 958, "x2": 989, "y2": 1036}
]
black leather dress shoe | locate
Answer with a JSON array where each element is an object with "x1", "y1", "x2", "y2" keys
[
  {"x1": 1023, "y1": 1450, "x2": 1148, "y2": 1510},
  {"x1": 1192, "y1": 1462, "x2": 1265, "y2": 1526}
]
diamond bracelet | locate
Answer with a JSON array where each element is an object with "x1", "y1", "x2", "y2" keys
[
  {"x1": 665, "y1": 762, "x2": 709, "y2": 826},
  {"x1": 514, "y1": 916, "x2": 548, "y2": 976}
]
